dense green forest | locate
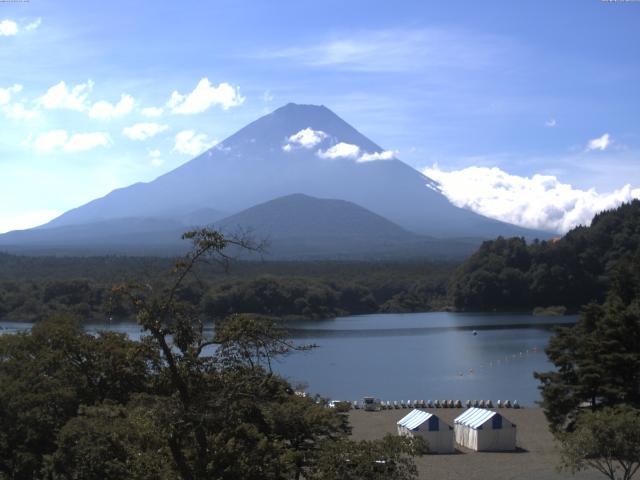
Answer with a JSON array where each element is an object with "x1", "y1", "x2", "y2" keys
[
  {"x1": 449, "y1": 200, "x2": 640, "y2": 312},
  {"x1": 0, "y1": 231, "x2": 424, "y2": 479},
  {"x1": 0, "y1": 254, "x2": 454, "y2": 323},
  {"x1": 533, "y1": 231, "x2": 640, "y2": 479},
  {"x1": 536, "y1": 246, "x2": 640, "y2": 430}
]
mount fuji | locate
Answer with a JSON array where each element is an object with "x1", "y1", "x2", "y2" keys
[{"x1": 0, "y1": 103, "x2": 549, "y2": 257}]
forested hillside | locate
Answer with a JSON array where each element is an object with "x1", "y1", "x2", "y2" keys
[
  {"x1": 449, "y1": 200, "x2": 640, "y2": 312},
  {"x1": 0, "y1": 255, "x2": 454, "y2": 323}
]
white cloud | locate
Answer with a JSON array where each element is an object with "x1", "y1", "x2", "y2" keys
[
  {"x1": 64, "y1": 132, "x2": 110, "y2": 152},
  {"x1": 89, "y1": 94, "x2": 134, "y2": 120},
  {"x1": 0, "y1": 84, "x2": 39, "y2": 120},
  {"x1": 173, "y1": 130, "x2": 217, "y2": 156},
  {"x1": 317, "y1": 142, "x2": 361, "y2": 160},
  {"x1": 545, "y1": 119, "x2": 557, "y2": 128},
  {"x1": 34, "y1": 130, "x2": 110, "y2": 153},
  {"x1": 34, "y1": 130, "x2": 69, "y2": 152},
  {"x1": 25, "y1": 18, "x2": 41, "y2": 31},
  {"x1": 0, "y1": 209, "x2": 61, "y2": 234},
  {"x1": 423, "y1": 164, "x2": 640, "y2": 233},
  {"x1": 283, "y1": 128, "x2": 328, "y2": 151},
  {"x1": 264, "y1": 28, "x2": 505, "y2": 73},
  {"x1": 148, "y1": 149, "x2": 162, "y2": 166},
  {"x1": 0, "y1": 18, "x2": 40, "y2": 37},
  {"x1": 38, "y1": 80, "x2": 93, "y2": 111},
  {"x1": 5, "y1": 103, "x2": 39, "y2": 120},
  {"x1": 357, "y1": 150, "x2": 397, "y2": 163},
  {"x1": 586, "y1": 133, "x2": 611, "y2": 151},
  {"x1": 0, "y1": 20, "x2": 18, "y2": 36},
  {"x1": 123, "y1": 122, "x2": 168, "y2": 140},
  {"x1": 167, "y1": 78, "x2": 245, "y2": 114},
  {"x1": 141, "y1": 106, "x2": 163, "y2": 117},
  {"x1": 0, "y1": 84, "x2": 23, "y2": 105}
]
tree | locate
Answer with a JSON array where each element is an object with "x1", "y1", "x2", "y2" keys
[
  {"x1": 558, "y1": 406, "x2": 640, "y2": 480},
  {"x1": 450, "y1": 200, "x2": 640, "y2": 312},
  {"x1": 111, "y1": 229, "x2": 422, "y2": 479},
  {"x1": 535, "y1": 249, "x2": 640, "y2": 432},
  {"x1": 46, "y1": 400, "x2": 174, "y2": 480},
  {"x1": 309, "y1": 435, "x2": 424, "y2": 480},
  {"x1": 0, "y1": 314, "x2": 152, "y2": 479},
  {"x1": 1, "y1": 229, "x2": 424, "y2": 479}
]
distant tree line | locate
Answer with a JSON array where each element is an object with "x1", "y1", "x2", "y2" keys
[
  {"x1": 449, "y1": 200, "x2": 640, "y2": 312},
  {"x1": 0, "y1": 256, "x2": 453, "y2": 323}
]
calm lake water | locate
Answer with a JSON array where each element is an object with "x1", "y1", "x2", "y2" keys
[{"x1": 0, "y1": 312, "x2": 576, "y2": 405}]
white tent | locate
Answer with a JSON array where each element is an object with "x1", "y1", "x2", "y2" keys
[
  {"x1": 454, "y1": 407, "x2": 516, "y2": 451},
  {"x1": 397, "y1": 409, "x2": 454, "y2": 454}
]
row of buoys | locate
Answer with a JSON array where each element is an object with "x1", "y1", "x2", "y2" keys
[
  {"x1": 348, "y1": 399, "x2": 521, "y2": 410},
  {"x1": 457, "y1": 347, "x2": 540, "y2": 377}
]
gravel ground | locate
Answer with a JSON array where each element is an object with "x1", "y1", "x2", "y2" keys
[{"x1": 348, "y1": 408, "x2": 618, "y2": 480}]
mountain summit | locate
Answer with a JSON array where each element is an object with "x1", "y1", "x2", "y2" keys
[{"x1": 0, "y1": 103, "x2": 548, "y2": 256}]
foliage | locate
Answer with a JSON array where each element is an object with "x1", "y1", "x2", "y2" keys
[
  {"x1": 450, "y1": 200, "x2": 640, "y2": 311},
  {"x1": 309, "y1": 435, "x2": 423, "y2": 480},
  {"x1": 558, "y1": 406, "x2": 640, "y2": 480},
  {"x1": 534, "y1": 247, "x2": 640, "y2": 432},
  {"x1": 0, "y1": 229, "x2": 423, "y2": 480},
  {"x1": 0, "y1": 254, "x2": 454, "y2": 323},
  {"x1": 0, "y1": 315, "x2": 153, "y2": 479},
  {"x1": 46, "y1": 400, "x2": 173, "y2": 480}
]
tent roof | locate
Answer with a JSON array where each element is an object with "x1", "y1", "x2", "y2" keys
[
  {"x1": 397, "y1": 409, "x2": 433, "y2": 430},
  {"x1": 454, "y1": 408, "x2": 498, "y2": 429}
]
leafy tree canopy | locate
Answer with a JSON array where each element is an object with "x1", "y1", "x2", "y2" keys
[
  {"x1": 0, "y1": 229, "x2": 423, "y2": 480},
  {"x1": 535, "y1": 246, "x2": 640, "y2": 432},
  {"x1": 558, "y1": 406, "x2": 640, "y2": 480},
  {"x1": 450, "y1": 200, "x2": 640, "y2": 312}
]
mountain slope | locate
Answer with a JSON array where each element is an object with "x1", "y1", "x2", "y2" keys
[
  {"x1": 0, "y1": 194, "x2": 479, "y2": 259},
  {"x1": 214, "y1": 193, "x2": 481, "y2": 259},
  {"x1": 0, "y1": 103, "x2": 550, "y2": 256},
  {"x1": 38, "y1": 104, "x2": 547, "y2": 238},
  {"x1": 218, "y1": 193, "x2": 413, "y2": 240}
]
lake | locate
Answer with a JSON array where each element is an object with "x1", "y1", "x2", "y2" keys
[{"x1": 0, "y1": 312, "x2": 576, "y2": 405}]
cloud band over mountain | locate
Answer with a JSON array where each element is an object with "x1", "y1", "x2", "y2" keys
[{"x1": 423, "y1": 165, "x2": 640, "y2": 234}]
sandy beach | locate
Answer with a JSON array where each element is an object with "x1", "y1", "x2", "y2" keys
[{"x1": 349, "y1": 407, "x2": 613, "y2": 480}]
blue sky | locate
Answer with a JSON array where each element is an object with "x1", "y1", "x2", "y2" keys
[{"x1": 0, "y1": 0, "x2": 639, "y2": 233}]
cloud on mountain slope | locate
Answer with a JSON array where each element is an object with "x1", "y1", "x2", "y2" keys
[
  {"x1": 283, "y1": 128, "x2": 328, "y2": 151},
  {"x1": 317, "y1": 142, "x2": 361, "y2": 159},
  {"x1": 173, "y1": 130, "x2": 217, "y2": 155},
  {"x1": 358, "y1": 150, "x2": 397, "y2": 162},
  {"x1": 423, "y1": 164, "x2": 640, "y2": 233}
]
